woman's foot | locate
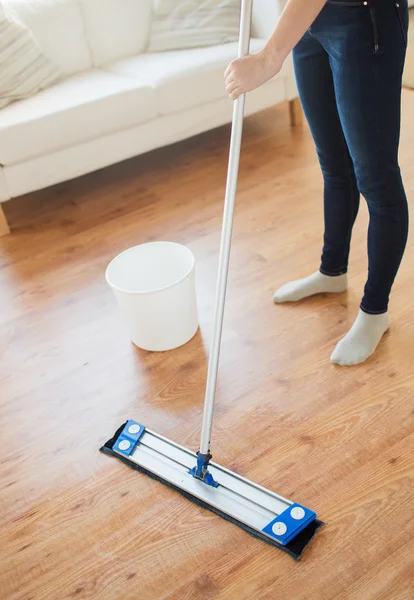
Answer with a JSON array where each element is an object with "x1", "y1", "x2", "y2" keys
[
  {"x1": 331, "y1": 309, "x2": 390, "y2": 366},
  {"x1": 273, "y1": 271, "x2": 348, "y2": 303}
]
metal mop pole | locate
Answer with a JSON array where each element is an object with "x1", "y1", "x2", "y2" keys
[{"x1": 193, "y1": 0, "x2": 253, "y2": 480}]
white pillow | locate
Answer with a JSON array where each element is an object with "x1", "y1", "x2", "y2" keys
[
  {"x1": 80, "y1": 0, "x2": 153, "y2": 67},
  {"x1": 0, "y1": 4, "x2": 61, "y2": 109},
  {"x1": 4, "y1": 0, "x2": 92, "y2": 76},
  {"x1": 148, "y1": 0, "x2": 240, "y2": 53}
]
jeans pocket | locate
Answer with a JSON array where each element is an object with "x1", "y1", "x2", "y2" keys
[
  {"x1": 367, "y1": 4, "x2": 379, "y2": 53},
  {"x1": 326, "y1": 1, "x2": 379, "y2": 53},
  {"x1": 395, "y1": 2, "x2": 408, "y2": 48}
]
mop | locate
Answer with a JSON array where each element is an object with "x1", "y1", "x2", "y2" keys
[{"x1": 101, "y1": 0, "x2": 323, "y2": 560}]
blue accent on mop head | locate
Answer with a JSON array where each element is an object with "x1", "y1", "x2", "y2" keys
[
  {"x1": 262, "y1": 503, "x2": 317, "y2": 546},
  {"x1": 114, "y1": 420, "x2": 145, "y2": 457},
  {"x1": 189, "y1": 452, "x2": 219, "y2": 488}
]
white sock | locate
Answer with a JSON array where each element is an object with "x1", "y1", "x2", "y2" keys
[
  {"x1": 331, "y1": 309, "x2": 390, "y2": 366},
  {"x1": 273, "y1": 271, "x2": 348, "y2": 303}
]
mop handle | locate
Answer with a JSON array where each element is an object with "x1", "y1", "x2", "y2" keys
[{"x1": 199, "y1": 0, "x2": 253, "y2": 457}]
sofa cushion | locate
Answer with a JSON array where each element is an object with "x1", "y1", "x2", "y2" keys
[
  {"x1": 105, "y1": 39, "x2": 283, "y2": 116},
  {"x1": 0, "y1": 70, "x2": 157, "y2": 165},
  {"x1": 3, "y1": 0, "x2": 92, "y2": 75},
  {"x1": 0, "y1": 5, "x2": 61, "y2": 109},
  {"x1": 3, "y1": 76, "x2": 287, "y2": 199},
  {"x1": 148, "y1": 0, "x2": 239, "y2": 53},
  {"x1": 252, "y1": 0, "x2": 286, "y2": 40},
  {"x1": 80, "y1": 0, "x2": 153, "y2": 67}
]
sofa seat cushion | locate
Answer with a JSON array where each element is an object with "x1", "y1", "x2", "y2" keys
[
  {"x1": 0, "y1": 70, "x2": 157, "y2": 165},
  {"x1": 105, "y1": 39, "x2": 283, "y2": 116}
]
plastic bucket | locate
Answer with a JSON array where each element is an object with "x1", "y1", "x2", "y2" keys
[{"x1": 106, "y1": 242, "x2": 199, "y2": 351}]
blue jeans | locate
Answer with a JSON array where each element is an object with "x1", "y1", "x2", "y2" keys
[{"x1": 293, "y1": 0, "x2": 409, "y2": 314}]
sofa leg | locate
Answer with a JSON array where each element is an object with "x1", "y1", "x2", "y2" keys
[
  {"x1": 289, "y1": 97, "x2": 303, "y2": 127},
  {"x1": 0, "y1": 204, "x2": 10, "y2": 236}
]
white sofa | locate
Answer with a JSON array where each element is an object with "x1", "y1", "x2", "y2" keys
[{"x1": 0, "y1": 0, "x2": 297, "y2": 234}]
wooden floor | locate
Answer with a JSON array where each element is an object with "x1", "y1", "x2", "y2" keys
[{"x1": 1, "y1": 92, "x2": 413, "y2": 600}]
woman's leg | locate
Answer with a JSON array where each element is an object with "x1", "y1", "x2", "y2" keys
[
  {"x1": 312, "y1": 0, "x2": 409, "y2": 364},
  {"x1": 273, "y1": 29, "x2": 359, "y2": 304}
]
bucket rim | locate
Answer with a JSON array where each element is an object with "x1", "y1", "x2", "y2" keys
[{"x1": 105, "y1": 241, "x2": 195, "y2": 295}]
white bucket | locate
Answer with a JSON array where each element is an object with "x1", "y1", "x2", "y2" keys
[{"x1": 106, "y1": 242, "x2": 199, "y2": 351}]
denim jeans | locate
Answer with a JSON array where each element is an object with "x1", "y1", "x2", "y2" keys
[{"x1": 293, "y1": 0, "x2": 409, "y2": 314}]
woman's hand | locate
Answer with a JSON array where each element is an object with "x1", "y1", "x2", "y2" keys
[
  {"x1": 224, "y1": 0, "x2": 328, "y2": 100},
  {"x1": 224, "y1": 49, "x2": 284, "y2": 100}
]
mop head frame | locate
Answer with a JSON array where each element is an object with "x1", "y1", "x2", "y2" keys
[{"x1": 101, "y1": 421, "x2": 323, "y2": 561}]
